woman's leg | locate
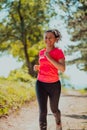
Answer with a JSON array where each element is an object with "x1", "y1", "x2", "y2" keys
[
  {"x1": 48, "y1": 81, "x2": 61, "y2": 124},
  {"x1": 36, "y1": 80, "x2": 48, "y2": 130}
]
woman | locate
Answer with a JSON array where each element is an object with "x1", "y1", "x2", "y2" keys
[{"x1": 34, "y1": 29, "x2": 65, "y2": 130}]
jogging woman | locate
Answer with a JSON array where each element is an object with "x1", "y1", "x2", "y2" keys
[{"x1": 34, "y1": 29, "x2": 65, "y2": 130}]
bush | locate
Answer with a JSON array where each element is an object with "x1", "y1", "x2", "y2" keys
[{"x1": 0, "y1": 79, "x2": 36, "y2": 117}]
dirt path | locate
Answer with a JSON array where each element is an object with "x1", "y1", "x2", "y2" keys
[{"x1": 0, "y1": 91, "x2": 87, "y2": 130}]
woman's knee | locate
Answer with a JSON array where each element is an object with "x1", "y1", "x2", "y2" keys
[{"x1": 39, "y1": 111, "x2": 47, "y2": 121}]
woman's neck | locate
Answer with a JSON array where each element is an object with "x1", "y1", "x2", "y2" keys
[{"x1": 46, "y1": 46, "x2": 55, "y2": 52}]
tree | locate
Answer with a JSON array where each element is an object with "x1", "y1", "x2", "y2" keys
[
  {"x1": 0, "y1": 0, "x2": 54, "y2": 76},
  {"x1": 56, "y1": 0, "x2": 87, "y2": 71}
]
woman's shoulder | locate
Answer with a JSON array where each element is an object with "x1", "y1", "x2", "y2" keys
[
  {"x1": 54, "y1": 47, "x2": 65, "y2": 56},
  {"x1": 39, "y1": 48, "x2": 46, "y2": 55},
  {"x1": 54, "y1": 47, "x2": 63, "y2": 52},
  {"x1": 40, "y1": 48, "x2": 46, "y2": 53},
  {"x1": 55, "y1": 47, "x2": 65, "y2": 59}
]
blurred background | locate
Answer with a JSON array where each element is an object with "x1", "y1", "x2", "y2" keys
[{"x1": 0, "y1": 0, "x2": 87, "y2": 116}]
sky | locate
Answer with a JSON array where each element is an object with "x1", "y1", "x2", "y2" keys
[
  {"x1": 0, "y1": 55, "x2": 23, "y2": 77},
  {"x1": 0, "y1": 2, "x2": 87, "y2": 89}
]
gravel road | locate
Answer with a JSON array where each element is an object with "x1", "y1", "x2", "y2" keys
[{"x1": 0, "y1": 91, "x2": 87, "y2": 130}]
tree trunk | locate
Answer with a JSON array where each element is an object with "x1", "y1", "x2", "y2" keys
[
  {"x1": 23, "y1": 41, "x2": 33, "y2": 75},
  {"x1": 17, "y1": 1, "x2": 34, "y2": 76}
]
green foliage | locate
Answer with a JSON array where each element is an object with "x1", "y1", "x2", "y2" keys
[
  {"x1": 7, "y1": 67, "x2": 35, "y2": 83},
  {"x1": 9, "y1": 41, "x2": 24, "y2": 59},
  {"x1": 0, "y1": 78, "x2": 36, "y2": 117},
  {"x1": 28, "y1": 40, "x2": 45, "y2": 62},
  {"x1": 79, "y1": 87, "x2": 87, "y2": 94},
  {"x1": 57, "y1": 0, "x2": 87, "y2": 71},
  {"x1": 0, "y1": 0, "x2": 51, "y2": 49},
  {"x1": 0, "y1": 0, "x2": 53, "y2": 75}
]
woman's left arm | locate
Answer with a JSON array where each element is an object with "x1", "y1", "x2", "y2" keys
[{"x1": 45, "y1": 52, "x2": 65, "y2": 72}]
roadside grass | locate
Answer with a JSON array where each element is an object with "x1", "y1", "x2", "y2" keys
[
  {"x1": 78, "y1": 88, "x2": 87, "y2": 94},
  {"x1": 0, "y1": 78, "x2": 36, "y2": 117}
]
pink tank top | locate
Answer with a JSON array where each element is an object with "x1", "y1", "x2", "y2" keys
[{"x1": 37, "y1": 48, "x2": 65, "y2": 83}]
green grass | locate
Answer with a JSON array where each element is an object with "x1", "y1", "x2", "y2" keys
[
  {"x1": 78, "y1": 88, "x2": 87, "y2": 94},
  {"x1": 0, "y1": 78, "x2": 36, "y2": 117}
]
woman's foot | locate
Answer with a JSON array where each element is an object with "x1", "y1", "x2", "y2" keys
[{"x1": 56, "y1": 122, "x2": 62, "y2": 130}]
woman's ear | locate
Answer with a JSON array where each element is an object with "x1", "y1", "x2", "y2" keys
[{"x1": 56, "y1": 38, "x2": 59, "y2": 42}]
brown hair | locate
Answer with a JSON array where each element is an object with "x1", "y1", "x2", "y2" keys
[{"x1": 45, "y1": 29, "x2": 62, "y2": 42}]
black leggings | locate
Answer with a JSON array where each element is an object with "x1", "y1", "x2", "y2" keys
[{"x1": 36, "y1": 80, "x2": 61, "y2": 130}]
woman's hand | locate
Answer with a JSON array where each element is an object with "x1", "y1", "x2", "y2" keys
[
  {"x1": 44, "y1": 51, "x2": 50, "y2": 59},
  {"x1": 33, "y1": 65, "x2": 40, "y2": 71},
  {"x1": 44, "y1": 51, "x2": 65, "y2": 72}
]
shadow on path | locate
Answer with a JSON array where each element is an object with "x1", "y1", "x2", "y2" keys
[
  {"x1": 63, "y1": 114, "x2": 87, "y2": 120},
  {"x1": 62, "y1": 94, "x2": 87, "y2": 98}
]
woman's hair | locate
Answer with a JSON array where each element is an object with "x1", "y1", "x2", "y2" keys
[{"x1": 45, "y1": 29, "x2": 62, "y2": 42}]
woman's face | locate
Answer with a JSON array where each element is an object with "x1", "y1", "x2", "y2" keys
[{"x1": 44, "y1": 32, "x2": 57, "y2": 47}]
